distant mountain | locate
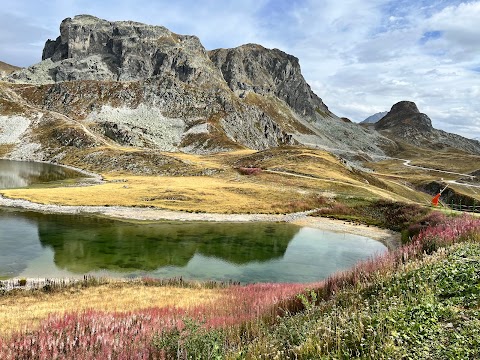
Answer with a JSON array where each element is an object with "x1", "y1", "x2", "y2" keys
[
  {"x1": 360, "y1": 111, "x2": 387, "y2": 124},
  {"x1": 375, "y1": 101, "x2": 480, "y2": 154}
]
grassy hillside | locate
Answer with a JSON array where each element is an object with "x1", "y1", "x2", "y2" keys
[
  {"x1": 243, "y1": 232, "x2": 480, "y2": 359},
  {"x1": 0, "y1": 61, "x2": 20, "y2": 75},
  {"x1": 0, "y1": 147, "x2": 435, "y2": 214},
  {"x1": 1, "y1": 213, "x2": 478, "y2": 359}
]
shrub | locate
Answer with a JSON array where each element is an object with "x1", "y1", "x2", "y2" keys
[
  {"x1": 237, "y1": 167, "x2": 262, "y2": 176},
  {"x1": 407, "y1": 211, "x2": 447, "y2": 239},
  {"x1": 314, "y1": 203, "x2": 354, "y2": 216}
]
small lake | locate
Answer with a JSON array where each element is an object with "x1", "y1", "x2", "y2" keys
[
  {"x1": 0, "y1": 209, "x2": 386, "y2": 283},
  {"x1": 0, "y1": 159, "x2": 387, "y2": 283},
  {"x1": 0, "y1": 159, "x2": 87, "y2": 189}
]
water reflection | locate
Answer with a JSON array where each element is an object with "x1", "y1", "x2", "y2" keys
[
  {"x1": 0, "y1": 209, "x2": 387, "y2": 283},
  {"x1": 36, "y1": 213, "x2": 296, "y2": 272},
  {"x1": 0, "y1": 159, "x2": 84, "y2": 189},
  {"x1": 0, "y1": 212, "x2": 42, "y2": 276}
]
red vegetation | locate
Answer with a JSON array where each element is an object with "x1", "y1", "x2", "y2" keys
[{"x1": 0, "y1": 283, "x2": 307, "y2": 359}]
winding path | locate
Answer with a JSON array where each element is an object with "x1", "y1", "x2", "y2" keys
[{"x1": 399, "y1": 159, "x2": 475, "y2": 179}]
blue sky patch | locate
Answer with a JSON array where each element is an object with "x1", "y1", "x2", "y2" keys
[{"x1": 420, "y1": 30, "x2": 443, "y2": 44}]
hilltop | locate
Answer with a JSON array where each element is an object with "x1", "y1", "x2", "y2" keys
[{"x1": 0, "y1": 61, "x2": 20, "y2": 77}]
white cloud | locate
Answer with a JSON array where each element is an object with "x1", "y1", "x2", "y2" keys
[{"x1": 281, "y1": 0, "x2": 480, "y2": 139}]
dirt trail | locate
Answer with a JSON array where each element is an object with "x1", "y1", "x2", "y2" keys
[
  {"x1": 264, "y1": 169, "x2": 410, "y2": 201},
  {"x1": 399, "y1": 159, "x2": 475, "y2": 179}
]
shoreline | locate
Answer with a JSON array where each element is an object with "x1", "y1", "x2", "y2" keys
[
  {"x1": 0, "y1": 156, "x2": 105, "y2": 184},
  {"x1": 0, "y1": 196, "x2": 399, "y2": 290},
  {"x1": 0, "y1": 194, "x2": 400, "y2": 249}
]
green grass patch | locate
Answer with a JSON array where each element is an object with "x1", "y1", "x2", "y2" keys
[{"x1": 237, "y1": 242, "x2": 480, "y2": 359}]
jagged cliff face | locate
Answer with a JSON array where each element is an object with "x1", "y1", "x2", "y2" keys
[
  {"x1": 209, "y1": 45, "x2": 329, "y2": 119},
  {"x1": 15, "y1": 15, "x2": 223, "y2": 85},
  {"x1": 376, "y1": 101, "x2": 480, "y2": 154},
  {"x1": 2, "y1": 15, "x2": 390, "y2": 162}
]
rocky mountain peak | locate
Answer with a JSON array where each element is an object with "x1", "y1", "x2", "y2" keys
[
  {"x1": 389, "y1": 101, "x2": 420, "y2": 115},
  {"x1": 375, "y1": 101, "x2": 480, "y2": 154},
  {"x1": 3, "y1": 15, "x2": 392, "y2": 157},
  {"x1": 375, "y1": 101, "x2": 432, "y2": 132},
  {"x1": 360, "y1": 111, "x2": 387, "y2": 124},
  {"x1": 12, "y1": 14, "x2": 217, "y2": 84},
  {"x1": 209, "y1": 44, "x2": 329, "y2": 118}
]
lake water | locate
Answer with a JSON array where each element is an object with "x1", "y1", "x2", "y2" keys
[
  {"x1": 0, "y1": 159, "x2": 86, "y2": 189},
  {"x1": 0, "y1": 209, "x2": 386, "y2": 283},
  {"x1": 0, "y1": 159, "x2": 387, "y2": 283}
]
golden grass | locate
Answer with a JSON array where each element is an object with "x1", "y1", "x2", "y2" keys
[
  {"x1": 0, "y1": 144, "x2": 14, "y2": 157},
  {"x1": 1, "y1": 145, "x2": 435, "y2": 211},
  {"x1": 0, "y1": 284, "x2": 220, "y2": 337},
  {"x1": 160, "y1": 149, "x2": 257, "y2": 170},
  {"x1": 0, "y1": 174, "x2": 315, "y2": 213}
]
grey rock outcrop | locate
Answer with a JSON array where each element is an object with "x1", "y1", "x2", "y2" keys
[
  {"x1": 375, "y1": 101, "x2": 432, "y2": 132},
  {"x1": 209, "y1": 44, "x2": 330, "y2": 119},
  {"x1": 13, "y1": 15, "x2": 222, "y2": 84}
]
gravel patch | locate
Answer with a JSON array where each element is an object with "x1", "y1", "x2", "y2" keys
[
  {"x1": 88, "y1": 104, "x2": 186, "y2": 151},
  {"x1": 0, "y1": 115, "x2": 30, "y2": 144},
  {"x1": 0, "y1": 195, "x2": 312, "y2": 222}
]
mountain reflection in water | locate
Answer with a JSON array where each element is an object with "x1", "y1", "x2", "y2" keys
[
  {"x1": 36, "y1": 213, "x2": 297, "y2": 272},
  {"x1": 0, "y1": 208, "x2": 387, "y2": 283}
]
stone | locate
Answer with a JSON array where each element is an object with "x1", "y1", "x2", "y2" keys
[{"x1": 375, "y1": 101, "x2": 480, "y2": 154}]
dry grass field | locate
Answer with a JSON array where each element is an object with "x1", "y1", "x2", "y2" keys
[
  {"x1": 0, "y1": 146, "x2": 440, "y2": 213},
  {"x1": 0, "y1": 283, "x2": 219, "y2": 337}
]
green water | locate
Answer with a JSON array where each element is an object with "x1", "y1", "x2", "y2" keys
[{"x1": 0, "y1": 208, "x2": 387, "y2": 283}]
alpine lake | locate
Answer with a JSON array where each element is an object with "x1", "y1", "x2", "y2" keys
[{"x1": 0, "y1": 159, "x2": 387, "y2": 283}]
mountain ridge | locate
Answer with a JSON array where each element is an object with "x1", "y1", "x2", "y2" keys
[
  {"x1": 361, "y1": 111, "x2": 387, "y2": 124},
  {"x1": 1, "y1": 14, "x2": 390, "y2": 164}
]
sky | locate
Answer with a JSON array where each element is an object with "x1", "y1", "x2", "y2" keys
[{"x1": 1, "y1": 0, "x2": 479, "y2": 140}]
